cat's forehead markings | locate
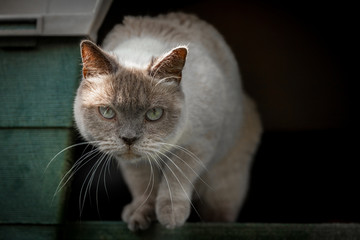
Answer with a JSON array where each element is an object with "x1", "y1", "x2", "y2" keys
[
  {"x1": 81, "y1": 75, "x2": 116, "y2": 106},
  {"x1": 113, "y1": 70, "x2": 152, "y2": 110}
]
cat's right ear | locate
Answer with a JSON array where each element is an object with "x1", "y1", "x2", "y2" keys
[
  {"x1": 80, "y1": 40, "x2": 116, "y2": 79},
  {"x1": 148, "y1": 46, "x2": 187, "y2": 85}
]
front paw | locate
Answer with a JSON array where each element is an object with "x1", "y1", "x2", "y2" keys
[
  {"x1": 156, "y1": 199, "x2": 191, "y2": 229},
  {"x1": 122, "y1": 199, "x2": 155, "y2": 231}
]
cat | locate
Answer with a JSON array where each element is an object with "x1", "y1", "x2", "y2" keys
[{"x1": 74, "y1": 12, "x2": 262, "y2": 231}]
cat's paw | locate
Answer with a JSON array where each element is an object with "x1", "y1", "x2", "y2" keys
[
  {"x1": 156, "y1": 199, "x2": 191, "y2": 229},
  {"x1": 122, "y1": 200, "x2": 155, "y2": 231}
]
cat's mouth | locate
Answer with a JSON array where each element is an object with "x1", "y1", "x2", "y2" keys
[{"x1": 116, "y1": 148, "x2": 142, "y2": 160}]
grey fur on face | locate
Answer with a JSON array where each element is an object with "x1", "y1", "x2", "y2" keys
[{"x1": 75, "y1": 41, "x2": 185, "y2": 161}]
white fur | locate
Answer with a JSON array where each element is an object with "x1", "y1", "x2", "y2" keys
[
  {"x1": 78, "y1": 13, "x2": 262, "y2": 230},
  {"x1": 112, "y1": 37, "x2": 165, "y2": 68},
  {"x1": 103, "y1": 14, "x2": 244, "y2": 162}
]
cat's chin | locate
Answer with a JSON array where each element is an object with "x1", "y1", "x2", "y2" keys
[{"x1": 115, "y1": 149, "x2": 143, "y2": 161}]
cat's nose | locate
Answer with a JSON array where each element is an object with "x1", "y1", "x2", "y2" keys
[{"x1": 121, "y1": 137, "x2": 138, "y2": 146}]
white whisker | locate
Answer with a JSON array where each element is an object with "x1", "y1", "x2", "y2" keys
[
  {"x1": 163, "y1": 149, "x2": 213, "y2": 191},
  {"x1": 157, "y1": 142, "x2": 208, "y2": 171},
  {"x1": 143, "y1": 143, "x2": 212, "y2": 191},
  {"x1": 152, "y1": 151, "x2": 202, "y2": 220},
  {"x1": 132, "y1": 154, "x2": 156, "y2": 214},
  {"x1": 103, "y1": 155, "x2": 113, "y2": 199},
  {"x1": 148, "y1": 153, "x2": 174, "y2": 219},
  {"x1": 96, "y1": 153, "x2": 112, "y2": 218},
  {"x1": 54, "y1": 148, "x2": 100, "y2": 197},
  {"x1": 150, "y1": 149, "x2": 201, "y2": 200},
  {"x1": 79, "y1": 152, "x2": 107, "y2": 216},
  {"x1": 45, "y1": 141, "x2": 101, "y2": 172},
  {"x1": 90, "y1": 153, "x2": 108, "y2": 216}
]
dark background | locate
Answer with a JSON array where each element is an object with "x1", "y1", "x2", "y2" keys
[{"x1": 67, "y1": 0, "x2": 357, "y2": 223}]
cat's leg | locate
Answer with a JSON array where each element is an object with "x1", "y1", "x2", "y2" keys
[
  {"x1": 119, "y1": 161, "x2": 160, "y2": 231},
  {"x1": 197, "y1": 96, "x2": 262, "y2": 221},
  {"x1": 196, "y1": 147, "x2": 253, "y2": 222},
  {"x1": 155, "y1": 147, "x2": 207, "y2": 229}
]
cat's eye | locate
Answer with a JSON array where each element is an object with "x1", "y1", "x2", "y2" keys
[
  {"x1": 99, "y1": 106, "x2": 116, "y2": 119},
  {"x1": 146, "y1": 107, "x2": 163, "y2": 121}
]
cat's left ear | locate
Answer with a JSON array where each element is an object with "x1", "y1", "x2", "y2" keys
[
  {"x1": 80, "y1": 40, "x2": 117, "y2": 79},
  {"x1": 148, "y1": 46, "x2": 187, "y2": 84}
]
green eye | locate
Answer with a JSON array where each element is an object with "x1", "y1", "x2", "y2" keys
[
  {"x1": 99, "y1": 106, "x2": 116, "y2": 119},
  {"x1": 146, "y1": 107, "x2": 163, "y2": 121}
]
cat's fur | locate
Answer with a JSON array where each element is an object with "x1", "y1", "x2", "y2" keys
[{"x1": 74, "y1": 12, "x2": 262, "y2": 231}]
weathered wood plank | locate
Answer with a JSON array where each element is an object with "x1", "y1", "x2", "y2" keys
[
  {"x1": 62, "y1": 222, "x2": 360, "y2": 240},
  {"x1": 0, "y1": 225, "x2": 58, "y2": 240},
  {"x1": 0, "y1": 129, "x2": 73, "y2": 224},
  {"x1": 0, "y1": 38, "x2": 81, "y2": 127},
  {"x1": 1, "y1": 222, "x2": 359, "y2": 240}
]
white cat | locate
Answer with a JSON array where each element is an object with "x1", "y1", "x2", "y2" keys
[{"x1": 74, "y1": 12, "x2": 262, "y2": 231}]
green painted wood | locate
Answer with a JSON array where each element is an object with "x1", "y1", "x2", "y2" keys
[
  {"x1": 1, "y1": 223, "x2": 359, "y2": 240},
  {"x1": 62, "y1": 222, "x2": 360, "y2": 240},
  {"x1": 0, "y1": 129, "x2": 73, "y2": 224},
  {"x1": 0, "y1": 38, "x2": 81, "y2": 127},
  {"x1": 0, "y1": 37, "x2": 37, "y2": 48},
  {"x1": 0, "y1": 225, "x2": 58, "y2": 240}
]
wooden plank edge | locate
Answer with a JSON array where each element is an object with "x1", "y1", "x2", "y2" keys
[
  {"x1": 0, "y1": 224, "x2": 59, "y2": 240},
  {"x1": 61, "y1": 222, "x2": 360, "y2": 240}
]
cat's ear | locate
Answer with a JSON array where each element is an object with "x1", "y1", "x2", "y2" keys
[
  {"x1": 148, "y1": 46, "x2": 187, "y2": 84},
  {"x1": 80, "y1": 40, "x2": 116, "y2": 79}
]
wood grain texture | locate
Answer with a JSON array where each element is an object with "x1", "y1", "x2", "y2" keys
[
  {"x1": 0, "y1": 225, "x2": 58, "y2": 240},
  {"x1": 1, "y1": 223, "x2": 360, "y2": 240},
  {"x1": 0, "y1": 38, "x2": 81, "y2": 127},
  {"x1": 62, "y1": 222, "x2": 360, "y2": 240},
  {"x1": 0, "y1": 129, "x2": 73, "y2": 224}
]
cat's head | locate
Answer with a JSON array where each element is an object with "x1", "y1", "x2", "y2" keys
[{"x1": 74, "y1": 40, "x2": 187, "y2": 162}]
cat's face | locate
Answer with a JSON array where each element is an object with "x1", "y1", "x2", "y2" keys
[{"x1": 74, "y1": 40, "x2": 187, "y2": 162}]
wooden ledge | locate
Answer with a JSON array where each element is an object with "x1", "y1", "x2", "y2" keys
[{"x1": 61, "y1": 222, "x2": 360, "y2": 240}]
